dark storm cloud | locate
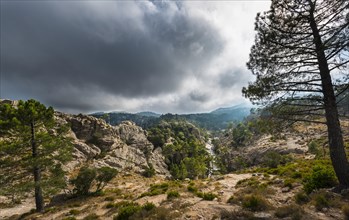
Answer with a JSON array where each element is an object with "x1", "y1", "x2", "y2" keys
[{"x1": 1, "y1": 1, "x2": 224, "y2": 111}]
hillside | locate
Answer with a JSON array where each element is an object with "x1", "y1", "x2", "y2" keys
[{"x1": 2, "y1": 117, "x2": 349, "y2": 220}]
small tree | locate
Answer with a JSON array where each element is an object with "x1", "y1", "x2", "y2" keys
[
  {"x1": 71, "y1": 166, "x2": 118, "y2": 195},
  {"x1": 96, "y1": 166, "x2": 118, "y2": 191},
  {"x1": 71, "y1": 167, "x2": 97, "y2": 196},
  {"x1": 0, "y1": 99, "x2": 72, "y2": 212}
]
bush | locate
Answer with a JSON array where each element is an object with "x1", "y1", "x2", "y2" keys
[
  {"x1": 167, "y1": 191, "x2": 180, "y2": 199},
  {"x1": 83, "y1": 214, "x2": 99, "y2": 220},
  {"x1": 142, "y1": 202, "x2": 156, "y2": 211},
  {"x1": 114, "y1": 203, "x2": 141, "y2": 220},
  {"x1": 71, "y1": 167, "x2": 97, "y2": 196},
  {"x1": 187, "y1": 185, "x2": 198, "y2": 193},
  {"x1": 295, "y1": 191, "x2": 309, "y2": 204},
  {"x1": 303, "y1": 165, "x2": 337, "y2": 194},
  {"x1": 220, "y1": 209, "x2": 254, "y2": 220},
  {"x1": 96, "y1": 167, "x2": 118, "y2": 191},
  {"x1": 227, "y1": 196, "x2": 235, "y2": 204},
  {"x1": 71, "y1": 166, "x2": 118, "y2": 196},
  {"x1": 283, "y1": 178, "x2": 294, "y2": 188},
  {"x1": 242, "y1": 195, "x2": 268, "y2": 211},
  {"x1": 197, "y1": 192, "x2": 217, "y2": 201},
  {"x1": 143, "y1": 163, "x2": 156, "y2": 178},
  {"x1": 63, "y1": 217, "x2": 77, "y2": 220},
  {"x1": 141, "y1": 183, "x2": 169, "y2": 197},
  {"x1": 308, "y1": 141, "x2": 319, "y2": 155},
  {"x1": 274, "y1": 204, "x2": 303, "y2": 219},
  {"x1": 105, "y1": 196, "x2": 115, "y2": 201},
  {"x1": 263, "y1": 151, "x2": 283, "y2": 168},
  {"x1": 105, "y1": 202, "x2": 116, "y2": 209},
  {"x1": 314, "y1": 194, "x2": 329, "y2": 211},
  {"x1": 342, "y1": 205, "x2": 349, "y2": 220},
  {"x1": 69, "y1": 209, "x2": 80, "y2": 215}
]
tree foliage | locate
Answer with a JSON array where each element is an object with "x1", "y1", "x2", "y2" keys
[
  {"x1": 243, "y1": 0, "x2": 349, "y2": 187},
  {"x1": 147, "y1": 120, "x2": 211, "y2": 179},
  {"x1": 0, "y1": 99, "x2": 72, "y2": 211}
]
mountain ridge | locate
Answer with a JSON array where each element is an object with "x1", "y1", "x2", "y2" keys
[{"x1": 91, "y1": 104, "x2": 252, "y2": 131}]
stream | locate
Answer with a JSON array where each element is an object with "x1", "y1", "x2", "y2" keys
[{"x1": 205, "y1": 138, "x2": 219, "y2": 177}]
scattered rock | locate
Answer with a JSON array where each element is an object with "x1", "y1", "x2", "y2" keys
[{"x1": 281, "y1": 187, "x2": 291, "y2": 193}]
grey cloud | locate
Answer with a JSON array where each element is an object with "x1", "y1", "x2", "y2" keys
[
  {"x1": 1, "y1": 1, "x2": 224, "y2": 111},
  {"x1": 218, "y1": 69, "x2": 250, "y2": 88},
  {"x1": 189, "y1": 90, "x2": 211, "y2": 102}
]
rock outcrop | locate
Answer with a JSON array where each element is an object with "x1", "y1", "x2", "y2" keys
[{"x1": 56, "y1": 112, "x2": 169, "y2": 175}]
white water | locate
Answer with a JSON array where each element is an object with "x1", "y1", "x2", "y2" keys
[{"x1": 205, "y1": 138, "x2": 219, "y2": 177}]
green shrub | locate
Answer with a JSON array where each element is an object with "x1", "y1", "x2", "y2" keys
[
  {"x1": 314, "y1": 194, "x2": 329, "y2": 211},
  {"x1": 143, "y1": 163, "x2": 156, "y2": 178},
  {"x1": 104, "y1": 196, "x2": 115, "y2": 201},
  {"x1": 70, "y1": 166, "x2": 117, "y2": 196},
  {"x1": 115, "y1": 201, "x2": 136, "y2": 209},
  {"x1": 142, "y1": 202, "x2": 156, "y2": 211},
  {"x1": 187, "y1": 185, "x2": 198, "y2": 193},
  {"x1": 308, "y1": 141, "x2": 319, "y2": 155},
  {"x1": 167, "y1": 191, "x2": 180, "y2": 199},
  {"x1": 69, "y1": 209, "x2": 80, "y2": 215},
  {"x1": 96, "y1": 167, "x2": 118, "y2": 191},
  {"x1": 227, "y1": 196, "x2": 235, "y2": 204},
  {"x1": 242, "y1": 195, "x2": 269, "y2": 211},
  {"x1": 83, "y1": 213, "x2": 99, "y2": 220},
  {"x1": 196, "y1": 192, "x2": 217, "y2": 201},
  {"x1": 303, "y1": 165, "x2": 337, "y2": 194},
  {"x1": 295, "y1": 191, "x2": 309, "y2": 204},
  {"x1": 263, "y1": 151, "x2": 283, "y2": 168},
  {"x1": 71, "y1": 167, "x2": 97, "y2": 196},
  {"x1": 220, "y1": 209, "x2": 254, "y2": 220},
  {"x1": 236, "y1": 177, "x2": 261, "y2": 187},
  {"x1": 105, "y1": 202, "x2": 116, "y2": 209},
  {"x1": 274, "y1": 204, "x2": 303, "y2": 219},
  {"x1": 114, "y1": 203, "x2": 141, "y2": 220},
  {"x1": 342, "y1": 205, "x2": 349, "y2": 220},
  {"x1": 62, "y1": 217, "x2": 77, "y2": 220},
  {"x1": 291, "y1": 171, "x2": 302, "y2": 179},
  {"x1": 283, "y1": 179, "x2": 294, "y2": 188},
  {"x1": 141, "y1": 183, "x2": 169, "y2": 197}
]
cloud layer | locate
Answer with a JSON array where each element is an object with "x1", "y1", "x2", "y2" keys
[{"x1": 1, "y1": 1, "x2": 270, "y2": 113}]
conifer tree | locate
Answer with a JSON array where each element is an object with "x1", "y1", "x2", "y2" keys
[
  {"x1": 0, "y1": 99, "x2": 72, "y2": 212},
  {"x1": 243, "y1": 0, "x2": 349, "y2": 187}
]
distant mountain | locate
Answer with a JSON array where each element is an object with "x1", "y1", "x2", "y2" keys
[
  {"x1": 91, "y1": 104, "x2": 252, "y2": 131},
  {"x1": 136, "y1": 111, "x2": 161, "y2": 117},
  {"x1": 210, "y1": 104, "x2": 252, "y2": 115}
]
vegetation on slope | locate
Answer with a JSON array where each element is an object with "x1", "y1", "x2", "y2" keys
[{"x1": 147, "y1": 119, "x2": 212, "y2": 179}]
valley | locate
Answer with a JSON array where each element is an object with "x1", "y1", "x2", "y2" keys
[{"x1": 1, "y1": 99, "x2": 349, "y2": 220}]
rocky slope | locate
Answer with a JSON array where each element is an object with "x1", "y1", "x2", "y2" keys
[{"x1": 55, "y1": 112, "x2": 169, "y2": 175}]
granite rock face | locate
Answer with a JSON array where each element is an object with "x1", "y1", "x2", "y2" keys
[{"x1": 56, "y1": 112, "x2": 169, "y2": 175}]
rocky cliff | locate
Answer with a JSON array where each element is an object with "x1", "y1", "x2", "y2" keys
[{"x1": 55, "y1": 112, "x2": 169, "y2": 175}]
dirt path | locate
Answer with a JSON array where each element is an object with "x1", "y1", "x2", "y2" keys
[{"x1": 0, "y1": 198, "x2": 35, "y2": 219}]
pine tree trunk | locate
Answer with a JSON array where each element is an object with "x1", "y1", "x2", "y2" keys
[
  {"x1": 31, "y1": 121, "x2": 44, "y2": 212},
  {"x1": 309, "y1": 3, "x2": 349, "y2": 188}
]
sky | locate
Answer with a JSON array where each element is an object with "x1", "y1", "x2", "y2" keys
[{"x1": 0, "y1": 0, "x2": 270, "y2": 114}]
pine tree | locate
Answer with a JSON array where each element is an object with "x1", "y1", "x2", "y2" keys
[
  {"x1": 243, "y1": 0, "x2": 349, "y2": 187},
  {"x1": 0, "y1": 99, "x2": 72, "y2": 212}
]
